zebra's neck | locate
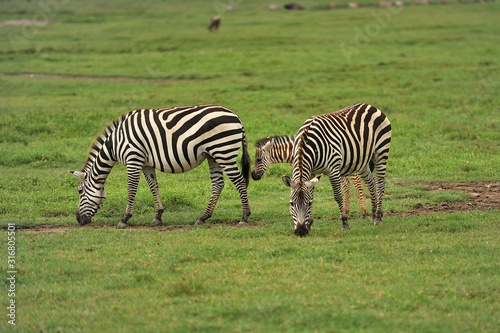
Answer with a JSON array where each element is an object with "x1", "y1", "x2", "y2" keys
[
  {"x1": 82, "y1": 116, "x2": 122, "y2": 182},
  {"x1": 270, "y1": 135, "x2": 294, "y2": 164},
  {"x1": 292, "y1": 126, "x2": 314, "y2": 183}
]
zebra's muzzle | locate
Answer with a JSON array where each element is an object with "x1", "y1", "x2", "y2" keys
[
  {"x1": 76, "y1": 212, "x2": 92, "y2": 225},
  {"x1": 294, "y1": 223, "x2": 309, "y2": 237},
  {"x1": 251, "y1": 171, "x2": 262, "y2": 181}
]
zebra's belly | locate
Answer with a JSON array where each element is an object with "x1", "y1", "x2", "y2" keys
[
  {"x1": 145, "y1": 154, "x2": 207, "y2": 174},
  {"x1": 311, "y1": 163, "x2": 364, "y2": 178}
]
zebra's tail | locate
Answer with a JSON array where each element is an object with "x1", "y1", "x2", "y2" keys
[{"x1": 241, "y1": 131, "x2": 251, "y2": 188}]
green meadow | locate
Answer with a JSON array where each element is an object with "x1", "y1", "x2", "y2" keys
[{"x1": 0, "y1": 0, "x2": 499, "y2": 331}]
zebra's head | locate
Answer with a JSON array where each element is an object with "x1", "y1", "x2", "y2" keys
[
  {"x1": 251, "y1": 139, "x2": 273, "y2": 181},
  {"x1": 70, "y1": 171, "x2": 106, "y2": 225},
  {"x1": 282, "y1": 175, "x2": 320, "y2": 237}
]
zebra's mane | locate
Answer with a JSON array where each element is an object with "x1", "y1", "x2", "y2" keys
[
  {"x1": 255, "y1": 135, "x2": 295, "y2": 148},
  {"x1": 294, "y1": 120, "x2": 314, "y2": 183},
  {"x1": 82, "y1": 114, "x2": 127, "y2": 171}
]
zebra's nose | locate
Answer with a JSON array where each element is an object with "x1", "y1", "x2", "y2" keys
[
  {"x1": 294, "y1": 224, "x2": 309, "y2": 237},
  {"x1": 251, "y1": 171, "x2": 262, "y2": 181},
  {"x1": 76, "y1": 212, "x2": 91, "y2": 225}
]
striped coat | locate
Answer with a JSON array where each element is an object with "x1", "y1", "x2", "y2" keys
[
  {"x1": 71, "y1": 105, "x2": 251, "y2": 228},
  {"x1": 251, "y1": 135, "x2": 368, "y2": 218},
  {"x1": 283, "y1": 103, "x2": 392, "y2": 236}
]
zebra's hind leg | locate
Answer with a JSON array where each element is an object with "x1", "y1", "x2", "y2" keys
[
  {"x1": 195, "y1": 157, "x2": 224, "y2": 225},
  {"x1": 372, "y1": 159, "x2": 388, "y2": 225},
  {"x1": 352, "y1": 175, "x2": 367, "y2": 219},
  {"x1": 219, "y1": 162, "x2": 251, "y2": 227},
  {"x1": 359, "y1": 167, "x2": 382, "y2": 225},
  {"x1": 143, "y1": 168, "x2": 164, "y2": 226},
  {"x1": 341, "y1": 176, "x2": 351, "y2": 217}
]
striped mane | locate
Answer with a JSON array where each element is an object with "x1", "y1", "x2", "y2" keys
[
  {"x1": 255, "y1": 135, "x2": 295, "y2": 148},
  {"x1": 294, "y1": 121, "x2": 313, "y2": 182},
  {"x1": 82, "y1": 114, "x2": 127, "y2": 171}
]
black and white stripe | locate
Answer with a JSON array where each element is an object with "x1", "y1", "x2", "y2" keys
[
  {"x1": 282, "y1": 103, "x2": 392, "y2": 236},
  {"x1": 251, "y1": 135, "x2": 368, "y2": 218},
  {"x1": 71, "y1": 104, "x2": 251, "y2": 228}
]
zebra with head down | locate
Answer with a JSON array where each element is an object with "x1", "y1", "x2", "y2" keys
[
  {"x1": 282, "y1": 103, "x2": 392, "y2": 236},
  {"x1": 71, "y1": 104, "x2": 251, "y2": 229},
  {"x1": 251, "y1": 135, "x2": 368, "y2": 219}
]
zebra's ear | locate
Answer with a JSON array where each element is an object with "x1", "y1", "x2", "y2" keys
[
  {"x1": 282, "y1": 176, "x2": 292, "y2": 188},
  {"x1": 261, "y1": 140, "x2": 272, "y2": 151},
  {"x1": 305, "y1": 177, "x2": 320, "y2": 188},
  {"x1": 70, "y1": 171, "x2": 85, "y2": 180}
]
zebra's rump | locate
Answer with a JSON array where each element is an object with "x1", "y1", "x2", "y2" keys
[{"x1": 113, "y1": 105, "x2": 246, "y2": 173}]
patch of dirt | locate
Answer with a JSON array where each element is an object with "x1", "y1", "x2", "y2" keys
[
  {"x1": 22, "y1": 220, "x2": 249, "y2": 233},
  {"x1": 25, "y1": 222, "x2": 194, "y2": 233},
  {"x1": 15, "y1": 182, "x2": 500, "y2": 233},
  {"x1": 0, "y1": 19, "x2": 48, "y2": 27},
  {"x1": 1, "y1": 72, "x2": 196, "y2": 83},
  {"x1": 392, "y1": 181, "x2": 500, "y2": 216},
  {"x1": 2, "y1": 72, "x2": 213, "y2": 83}
]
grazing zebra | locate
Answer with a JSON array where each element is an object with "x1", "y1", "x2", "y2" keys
[
  {"x1": 282, "y1": 103, "x2": 391, "y2": 236},
  {"x1": 251, "y1": 135, "x2": 367, "y2": 218},
  {"x1": 70, "y1": 104, "x2": 251, "y2": 229}
]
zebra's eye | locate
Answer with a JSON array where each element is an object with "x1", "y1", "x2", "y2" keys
[{"x1": 256, "y1": 158, "x2": 262, "y2": 162}]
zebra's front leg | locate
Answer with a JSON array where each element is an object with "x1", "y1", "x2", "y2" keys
[
  {"x1": 117, "y1": 167, "x2": 141, "y2": 229},
  {"x1": 195, "y1": 157, "x2": 224, "y2": 225},
  {"x1": 143, "y1": 167, "x2": 164, "y2": 226},
  {"x1": 330, "y1": 172, "x2": 349, "y2": 230}
]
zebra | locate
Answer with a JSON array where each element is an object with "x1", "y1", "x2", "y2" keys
[
  {"x1": 70, "y1": 104, "x2": 251, "y2": 229},
  {"x1": 251, "y1": 135, "x2": 368, "y2": 218},
  {"x1": 282, "y1": 103, "x2": 392, "y2": 236}
]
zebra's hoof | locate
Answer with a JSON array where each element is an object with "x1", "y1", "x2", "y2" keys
[
  {"x1": 237, "y1": 221, "x2": 247, "y2": 227},
  {"x1": 116, "y1": 222, "x2": 128, "y2": 229},
  {"x1": 342, "y1": 225, "x2": 350, "y2": 231},
  {"x1": 151, "y1": 219, "x2": 161, "y2": 227},
  {"x1": 373, "y1": 220, "x2": 383, "y2": 226},
  {"x1": 360, "y1": 215, "x2": 367, "y2": 219},
  {"x1": 194, "y1": 220, "x2": 204, "y2": 225}
]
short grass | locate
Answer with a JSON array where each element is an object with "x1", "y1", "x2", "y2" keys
[
  {"x1": 11, "y1": 211, "x2": 500, "y2": 332},
  {"x1": 0, "y1": 0, "x2": 499, "y2": 332}
]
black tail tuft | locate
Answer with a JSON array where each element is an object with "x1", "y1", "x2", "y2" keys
[{"x1": 241, "y1": 132, "x2": 251, "y2": 188}]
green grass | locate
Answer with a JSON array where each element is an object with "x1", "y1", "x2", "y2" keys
[
  {"x1": 0, "y1": 0, "x2": 499, "y2": 331},
  {"x1": 10, "y1": 211, "x2": 500, "y2": 332}
]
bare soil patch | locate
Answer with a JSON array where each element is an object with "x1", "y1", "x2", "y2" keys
[
  {"x1": 1, "y1": 72, "x2": 211, "y2": 82},
  {"x1": 18, "y1": 181, "x2": 500, "y2": 233},
  {"x1": 393, "y1": 181, "x2": 500, "y2": 216},
  {"x1": 0, "y1": 19, "x2": 48, "y2": 27}
]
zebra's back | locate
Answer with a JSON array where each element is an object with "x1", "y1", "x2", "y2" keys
[
  {"x1": 113, "y1": 104, "x2": 246, "y2": 173},
  {"x1": 294, "y1": 103, "x2": 391, "y2": 178}
]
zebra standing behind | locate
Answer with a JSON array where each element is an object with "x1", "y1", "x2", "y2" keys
[
  {"x1": 251, "y1": 135, "x2": 368, "y2": 219},
  {"x1": 282, "y1": 103, "x2": 392, "y2": 236},
  {"x1": 70, "y1": 104, "x2": 251, "y2": 229}
]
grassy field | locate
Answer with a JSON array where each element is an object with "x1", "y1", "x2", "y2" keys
[{"x1": 0, "y1": 0, "x2": 499, "y2": 331}]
